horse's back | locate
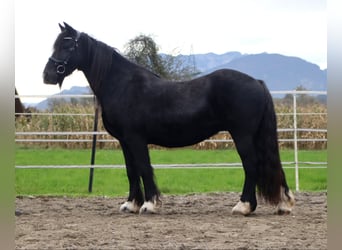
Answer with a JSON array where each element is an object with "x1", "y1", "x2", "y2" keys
[
  {"x1": 203, "y1": 69, "x2": 267, "y2": 133},
  {"x1": 206, "y1": 69, "x2": 264, "y2": 93},
  {"x1": 206, "y1": 69, "x2": 266, "y2": 104}
]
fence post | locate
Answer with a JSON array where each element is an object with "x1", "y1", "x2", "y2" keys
[
  {"x1": 88, "y1": 97, "x2": 99, "y2": 193},
  {"x1": 293, "y1": 93, "x2": 299, "y2": 191}
]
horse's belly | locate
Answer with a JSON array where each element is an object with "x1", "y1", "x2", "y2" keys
[{"x1": 147, "y1": 122, "x2": 221, "y2": 148}]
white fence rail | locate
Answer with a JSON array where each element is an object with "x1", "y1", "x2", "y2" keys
[{"x1": 15, "y1": 90, "x2": 327, "y2": 191}]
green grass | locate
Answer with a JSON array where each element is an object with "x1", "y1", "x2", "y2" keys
[
  {"x1": 15, "y1": 147, "x2": 243, "y2": 165},
  {"x1": 15, "y1": 147, "x2": 327, "y2": 196}
]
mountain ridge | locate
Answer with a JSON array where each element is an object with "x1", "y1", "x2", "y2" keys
[{"x1": 180, "y1": 52, "x2": 326, "y2": 91}]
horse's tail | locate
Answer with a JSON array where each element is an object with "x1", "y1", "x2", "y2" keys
[{"x1": 255, "y1": 80, "x2": 289, "y2": 205}]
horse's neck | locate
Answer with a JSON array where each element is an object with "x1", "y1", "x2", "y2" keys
[
  {"x1": 81, "y1": 36, "x2": 113, "y2": 95},
  {"x1": 80, "y1": 35, "x2": 146, "y2": 95}
]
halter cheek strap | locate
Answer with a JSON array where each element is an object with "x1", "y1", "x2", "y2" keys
[
  {"x1": 49, "y1": 31, "x2": 81, "y2": 75},
  {"x1": 49, "y1": 57, "x2": 68, "y2": 74}
]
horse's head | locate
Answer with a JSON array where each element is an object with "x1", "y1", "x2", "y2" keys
[{"x1": 43, "y1": 22, "x2": 82, "y2": 88}]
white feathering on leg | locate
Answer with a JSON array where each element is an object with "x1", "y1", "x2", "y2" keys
[
  {"x1": 232, "y1": 201, "x2": 252, "y2": 216},
  {"x1": 276, "y1": 187, "x2": 295, "y2": 215},
  {"x1": 119, "y1": 200, "x2": 140, "y2": 213},
  {"x1": 139, "y1": 196, "x2": 161, "y2": 214}
]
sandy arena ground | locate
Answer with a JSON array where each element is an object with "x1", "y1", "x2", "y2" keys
[{"x1": 15, "y1": 192, "x2": 327, "y2": 249}]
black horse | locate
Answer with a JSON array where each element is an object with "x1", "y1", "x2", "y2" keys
[
  {"x1": 43, "y1": 23, "x2": 294, "y2": 215},
  {"x1": 15, "y1": 88, "x2": 25, "y2": 118}
]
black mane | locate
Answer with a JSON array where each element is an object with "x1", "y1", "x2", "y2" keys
[
  {"x1": 83, "y1": 34, "x2": 113, "y2": 92},
  {"x1": 82, "y1": 33, "x2": 160, "y2": 93}
]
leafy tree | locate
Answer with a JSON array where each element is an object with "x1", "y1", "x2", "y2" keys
[
  {"x1": 282, "y1": 85, "x2": 321, "y2": 106},
  {"x1": 124, "y1": 34, "x2": 199, "y2": 81}
]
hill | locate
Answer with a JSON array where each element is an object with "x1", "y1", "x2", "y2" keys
[
  {"x1": 176, "y1": 51, "x2": 242, "y2": 73},
  {"x1": 178, "y1": 52, "x2": 326, "y2": 91},
  {"x1": 34, "y1": 86, "x2": 92, "y2": 110},
  {"x1": 202, "y1": 53, "x2": 326, "y2": 91}
]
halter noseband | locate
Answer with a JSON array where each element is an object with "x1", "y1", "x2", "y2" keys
[{"x1": 49, "y1": 31, "x2": 81, "y2": 75}]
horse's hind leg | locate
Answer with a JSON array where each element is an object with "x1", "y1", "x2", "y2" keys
[
  {"x1": 231, "y1": 134, "x2": 258, "y2": 216},
  {"x1": 276, "y1": 178, "x2": 295, "y2": 215}
]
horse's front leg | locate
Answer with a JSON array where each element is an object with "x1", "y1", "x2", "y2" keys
[
  {"x1": 137, "y1": 142, "x2": 161, "y2": 214},
  {"x1": 139, "y1": 159, "x2": 161, "y2": 214},
  {"x1": 119, "y1": 139, "x2": 161, "y2": 214},
  {"x1": 119, "y1": 143, "x2": 144, "y2": 213}
]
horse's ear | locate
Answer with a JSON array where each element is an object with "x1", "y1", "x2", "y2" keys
[
  {"x1": 59, "y1": 23, "x2": 65, "y2": 32},
  {"x1": 63, "y1": 22, "x2": 75, "y2": 33}
]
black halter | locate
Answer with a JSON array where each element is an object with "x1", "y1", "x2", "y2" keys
[{"x1": 49, "y1": 31, "x2": 81, "y2": 75}]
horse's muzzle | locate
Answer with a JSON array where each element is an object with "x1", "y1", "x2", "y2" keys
[{"x1": 43, "y1": 71, "x2": 64, "y2": 88}]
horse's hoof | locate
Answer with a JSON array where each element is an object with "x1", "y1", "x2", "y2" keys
[
  {"x1": 276, "y1": 208, "x2": 291, "y2": 215},
  {"x1": 275, "y1": 188, "x2": 295, "y2": 215},
  {"x1": 119, "y1": 200, "x2": 140, "y2": 213},
  {"x1": 232, "y1": 201, "x2": 252, "y2": 216},
  {"x1": 139, "y1": 201, "x2": 158, "y2": 214}
]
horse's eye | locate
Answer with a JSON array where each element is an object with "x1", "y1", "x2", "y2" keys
[
  {"x1": 61, "y1": 40, "x2": 74, "y2": 50},
  {"x1": 61, "y1": 44, "x2": 71, "y2": 50}
]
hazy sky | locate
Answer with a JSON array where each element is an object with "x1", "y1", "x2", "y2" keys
[{"x1": 15, "y1": 0, "x2": 326, "y2": 103}]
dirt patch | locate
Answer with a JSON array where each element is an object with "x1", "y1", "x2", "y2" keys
[{"x1": 15, "y1": 192, "x2": 326, "y2": 249}]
